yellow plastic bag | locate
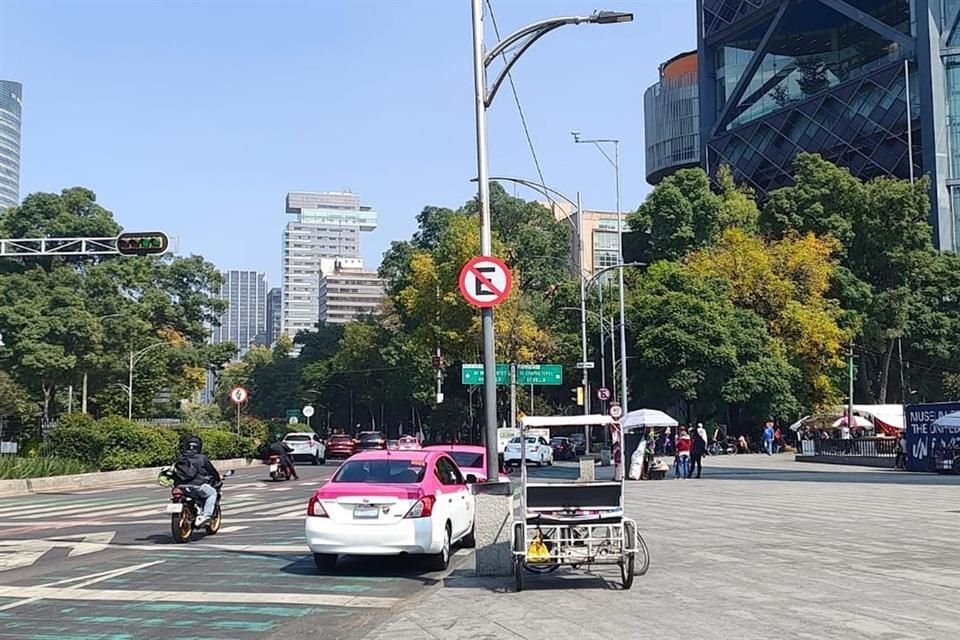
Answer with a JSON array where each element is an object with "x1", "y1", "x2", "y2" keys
[{"x1": 527, "y1": 531, "x2": 551, "y2": 563}]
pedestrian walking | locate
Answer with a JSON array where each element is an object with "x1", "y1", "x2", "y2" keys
[
  {"x1": 895, "y1": 430, "x2": 908, "y2": 470},
  {"x1": 676, "y1": 427, "x2": 692, "y2": 479},
  {"x1": 763, "y1": 421, "x2": 775, "y2": 456},
  {"x1": 690, "y1": 423, "x2": 707, "y2": 478}
]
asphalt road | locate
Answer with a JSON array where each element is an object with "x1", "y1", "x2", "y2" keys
[{"x1": 0, "y1": 460, "x2": 474, "y2": 640}]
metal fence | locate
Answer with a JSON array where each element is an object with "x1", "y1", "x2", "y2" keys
[{"x1": 806, "y1": 438, "x2": 897, "y2": 457}]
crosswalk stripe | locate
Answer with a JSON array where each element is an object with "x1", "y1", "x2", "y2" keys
[
  {"x1": 228, "y1": 497, "x2": 306, "y2": 516},
  {"x1": 5, "y1": 499, "x2": 150, "y2": 520}
]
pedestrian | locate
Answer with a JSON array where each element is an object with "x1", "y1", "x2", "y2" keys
[
  {"x1": 763, "y1": 421, "x2": 775, "y2": 456},
  {"x1": 895, "y1": 430, "x2": 907, "y2": 470},
  {"x1": 690, "y1": 423, "x2": 707, "y2": 478},
  {"x1": 676, "y1": 427, "x2": 692, "y2": 479},
  {"x1": 773, "y1": 426, "x2": 782, "y2": 453}
]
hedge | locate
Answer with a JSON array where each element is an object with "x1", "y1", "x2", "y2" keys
[
  {"x1": 0, "y1": 456, "x2": 94, "y2": 479},
  {"x1": 49, "y1": 416, "x2": 254, "y2": 472}
]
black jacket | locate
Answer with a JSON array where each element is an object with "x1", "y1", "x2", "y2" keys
[
  {"x1": 179, "y1": 451, "x2": 220, "y2": 485},
  {"x1": 268, "y1": 442, "x2": 293, "y2": 457}
]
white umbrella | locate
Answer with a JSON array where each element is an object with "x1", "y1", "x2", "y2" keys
[
  {"x1": 931, "y1": 411, "x2": 960, "y2": 429},
  {"x1": 832, "y1": 415, "x2": 872, "y2": 428},
  {"x1": 789, "y1": 416, "x2": 811, "y2": 431},
  {"x1": 621, "y1": 408, "x2": 678, "y2": 430}
]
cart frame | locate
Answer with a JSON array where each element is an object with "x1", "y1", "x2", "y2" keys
[{"x1": 510, "y1": 414, "x2": 649, "y2": 590}]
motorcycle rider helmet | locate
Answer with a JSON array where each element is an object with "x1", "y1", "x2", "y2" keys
[{"x1": 183, "y1": 435, "x2": 203, "y2": 454}]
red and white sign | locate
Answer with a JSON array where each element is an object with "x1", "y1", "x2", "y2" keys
[
  {"x1": 229, "y1": 386, "x2": 249, "y2": 405},
  {"x1": 596, "y1": 387, "x2": 611, "y2": 402},
  {"x1": 608, "y1": 402, "x2": 623, "y2": 420},
  {"x1": 458, "y1": 256, "x2": 512, "y2": 308}
]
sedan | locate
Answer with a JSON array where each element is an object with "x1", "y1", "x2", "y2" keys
[
  {"x1": 305, "y1": 450, "x2": 475, "y2": 571},
  {"x1": 550, "y1": 437, "x2": 576, "y2": 461},
  {"x1": 424, "y1": 444, "x2": 503, "y2": 483},
  {"x1": 326, "y1": 434, "x2": 357, "y2": 459},
  {"x1": 282, "y1": 433, "x2": 326, "y2": 465},
  {"x1": 357, "y1": 431, "x2": 386, "y2": 450},
  {"x1": 503, "y1": 436, "x2": 553, "y2": 467}
]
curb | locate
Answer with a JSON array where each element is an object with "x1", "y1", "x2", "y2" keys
[{"x1": 0, "y1": 457, "x2": 260, "y2": 497}]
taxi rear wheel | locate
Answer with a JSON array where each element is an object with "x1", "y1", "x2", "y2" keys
[{"x1": 427, "y1": 524, "x2": 451, "y2": 571}]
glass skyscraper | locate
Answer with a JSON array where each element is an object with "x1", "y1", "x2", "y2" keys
[
  {"x1": 212, "y1": 270, "x2": 268, "y2": 357},
  {"x1": 0, "y1": 80, "x2": 22, "y2": 210},
  {"x1": 698, "y1": 0, "x2": 957, "y2": 251}
]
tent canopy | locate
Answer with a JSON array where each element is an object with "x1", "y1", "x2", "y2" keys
[
  {"x1": 622, "y1": 408, "x2": 678, "y2": 430},
  {"x1": 932, "y1": 411, "x2": 960, "y2": 428},
  {"x1": 520, "y1": 415, "x2": 616, "y2": 429}
]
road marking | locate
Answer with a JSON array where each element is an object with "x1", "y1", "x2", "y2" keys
[
  {"x1": 0, "y1": 532, "x2": 116, "y2": 571},
  {"x1": 228, "y1": 497, "x2": 305, "y2": 516},
  {"x1": 0, "y1": 585, "x2": 398, "y2": 608},
  {"x1": 216, "y1": 525, "x2": 249, "y2": 533},
  {"x1": 0, "y1": 560, "x2": 164, "y2": 611}
]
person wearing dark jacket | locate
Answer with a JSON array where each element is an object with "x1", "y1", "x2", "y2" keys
[
  {"x1": 690, "y1": 424, "x2": 707, "y2": 478},
  {"x1": 174, "y1": 436, "x2": 221, "y2": 526},
  {"x1": 268, "y1": 440, "x2": 298, "y2": 480}
]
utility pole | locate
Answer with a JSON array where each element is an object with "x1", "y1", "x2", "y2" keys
[{"x1": 847, "y1": 339, "x2": 855, "y2": 426}]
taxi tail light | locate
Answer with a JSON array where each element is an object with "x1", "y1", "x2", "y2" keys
[
  {"x1": 404, "y1": 495, "x2": 435, "y2": 518},
  {"x1": 307, "y1": 495, "x2": 328, "y2": 517}
]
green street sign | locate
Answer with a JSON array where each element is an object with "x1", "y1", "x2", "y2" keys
[
  {"x1": 461, "y1": 364, "x2": 508, "y2": 386},
  {"x1": 517, "y1": 364, "x2": 563, "y2": 386},
  {"x1": 461, "y1": 364, "x2": 562, "y2": 386},
  {"x1": 285, "y1": 409, "x2": 300, "y2": 418}
]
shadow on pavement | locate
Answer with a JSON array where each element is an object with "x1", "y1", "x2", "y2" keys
[
  {"x1": 441, "y1": 567, "x2": 624, "y2": 592},
  {"x1": 696, "y1": 464, "x2": 960, "y2": 485},
  {"x1": 280, "y1": 553, "x2": 448, "y2": 586}
]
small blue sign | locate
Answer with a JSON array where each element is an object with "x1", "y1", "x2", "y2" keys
[{"x1": 905, "y1": 402, "x2": 960, "y2": 472}]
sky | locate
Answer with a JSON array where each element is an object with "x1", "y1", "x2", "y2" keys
[{"x1": 0, "y1": 0, "x2": 696, "y2": 281}]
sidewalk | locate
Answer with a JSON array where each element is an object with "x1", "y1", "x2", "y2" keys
[{"x1": 367, "y1": 455, "x2": 960, "y2": 640}]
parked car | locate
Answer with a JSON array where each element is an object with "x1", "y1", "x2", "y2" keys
[
  {"x1": 569, "y1": 433, "x2": 587, "y2": 456},
  {"x1": 282, "y1": 432, "x2": 326, "y2": 465},
  {"x1": 357, "y1": 431, "x2": 386, "y2": 450},
  {"x1": 424, "y1": 444, "x2": 502, "y2": 483},
  {"x1": 503, "y1": 435, "x2": 553, "y2": 467},
  {"x1": 326, "y1": 434, "x2": 358, "y2": 459},
  {"x1": 305, "y1": 450, "x2": 476, "y2": 572},
  {"x1": 550, "y1": 436, "x2": 576, "y2": 461}
]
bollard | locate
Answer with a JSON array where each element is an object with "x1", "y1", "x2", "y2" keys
[
  {"x1": 472, "y1": 480, "x2": 514, "y2": 577},
  {"x1": 578, "y1": 456, "x2": 595, "y2": 482}
]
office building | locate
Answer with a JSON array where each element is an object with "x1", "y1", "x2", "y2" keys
[
  {"x1": 212, "y1": 270, "x2": 268, "y2": 357},
  {"x1": 644, "y1": 51, "x2": 701, "y2": 184},
  {"x1": 698, "y1": 0, "x2": 957, "y2": 251},
  {"x1": 281, "y1": 191, "x2": 378, "y2": 337},
  {"x1": 0, "y1": 80, "x2": 22, "y2": 210},
  {"x1": 544, "y1": 202, "x2": 623, "y2": 279},
  {"x1": 265, "y1": 287, "x2": 282, "y2": 346},
  {"x1": 318, "y1": 258, "x2": 385, "y2": 324}
]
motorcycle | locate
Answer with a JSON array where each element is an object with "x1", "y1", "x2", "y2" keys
[
  {"x1": 707, "y1": 439, "x2": 738, "y2": 456},
  {"x1": 159, "y1": 468, "x2": 234, "y2": 543},
  {"x1": 269, "y1": 454, "x2": 293, "y2": 481}
]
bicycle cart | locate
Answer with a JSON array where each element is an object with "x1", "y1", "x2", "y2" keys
[{"x1": 511, "y1": 415, "x2": 649, "y2": 591}]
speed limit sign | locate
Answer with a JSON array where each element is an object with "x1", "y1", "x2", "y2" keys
[
  {"x1": 229, "y1": 386, "x2": 249, "y2": 405},
  {"x1": 608, "y1": 402, "x2": 623, "y2": 420}
]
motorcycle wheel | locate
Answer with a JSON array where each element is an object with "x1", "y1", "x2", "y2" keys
[
  {"x1": 205, "y1": 505, "x2": 222, "y2": 535},
  {"x1": 171, "y1": 508, "x2": 193, "y2": 543}
]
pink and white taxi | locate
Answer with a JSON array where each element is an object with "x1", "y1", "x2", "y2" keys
[{"x1": 305, "y1": 450, "x2": 475, "y2": 571}]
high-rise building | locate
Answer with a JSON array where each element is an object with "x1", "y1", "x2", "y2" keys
[
  {"x1": 317, "y1": 258, "x2": 385, "y2": 324},
  {"x1": 697, "y1": 0, "x2": 957, "y2": 251},
  {"x1": 281, "y1": 191, "x2": 378, "y2": 337},
  {"x1": 265, "y1": 287, "x2": 282, "y2": 346},
  {"x1": 544, "y1": 202, "x2": 623, "y2": 278},
  {"x1": 644, "y1": 51, "x2": 701, "y2": 184},
  {"x1": 0, "y1": 80, "x2": 22, "y2": 210},
  {"x1": 212, "y1": 270, "x2": 268, "y2": 356}
]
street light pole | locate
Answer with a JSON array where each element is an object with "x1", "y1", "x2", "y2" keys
[
  {"x1": 470, "y1": 4, "x2": 632, "y2": 482},
  {"x1": 574, "y1": 135, "x2": 628, "y2": 411},
  {"x1": 128, "y1": 342, "x2": 166, "y2": 420}
]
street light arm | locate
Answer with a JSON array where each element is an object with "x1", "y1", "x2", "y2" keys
[
  {"x1": 483, "y1": 16, "x2": 590, "y2": 67},
  {"x1": 132, "y1": 341, "x2": 166, "y2": 365},
  {"x1": 574, "y1": 138, "x2": 618, "y2": 169},
  {"x1": 585, "y1": 262, "x2": 646, "y2": 289},
  {"x1": 483, "y1": 175, "x2": 577, "y2": 209},
  {"x1": 485, "y1": 23, "x2": 565, "y2": 108}
]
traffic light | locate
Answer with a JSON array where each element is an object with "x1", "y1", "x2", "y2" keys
[
  {"x1": 571, "y1": 386, "x2": 584, "y2": 406},
  {"x1": 116, "y1": 232, "x2": 169, "y2": 256}
]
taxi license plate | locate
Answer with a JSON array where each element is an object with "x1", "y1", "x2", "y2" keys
[
  {"x1": 166, "y1": 503, "x2": 183, "y2": 514},
  {"x1": 353, "y1": 505, "x2": 379, "y2": 519}
]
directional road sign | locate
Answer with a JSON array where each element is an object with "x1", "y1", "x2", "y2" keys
[
  {"x1": 458, "y1": 256, "x2": 512, "y2": 308},
  {"x1": 575, "y1": 361, "x2": 596, "y2": 369},
  {"x1": 461, "y1": 363, "x2": 562, "y2": 386}
]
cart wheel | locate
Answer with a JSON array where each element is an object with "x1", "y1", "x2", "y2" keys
[
  {"x1": 620, "y1": 553, "x2": 635, "y2": 590},
  {"x1": 524, "y1": 563, "x2": 559, "y2": 574},
  {"x1": 514, "y1": 557, "x2": 524, "y2": 592},
  {"x1": 624, "y1": 520, "x2": 651, "y2": 577}
]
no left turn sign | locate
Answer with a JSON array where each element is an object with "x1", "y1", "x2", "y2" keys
[{"x1": 459, "y1": 256, "x2": 512, "y2": 308}]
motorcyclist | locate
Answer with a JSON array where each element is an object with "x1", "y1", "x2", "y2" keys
[
  {"x1": 172, "y1": 436, "x2": 221, "y2": 527},
  {"x1": 267, "y1": 439, "x2": 298, "y2": 480}
]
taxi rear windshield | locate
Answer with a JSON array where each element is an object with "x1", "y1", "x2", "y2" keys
[{"x1": 332, "y1": 459, "x2": 427, "y2": 484}]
